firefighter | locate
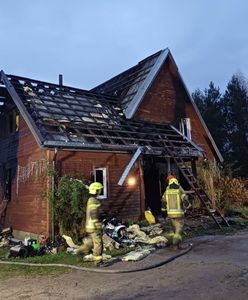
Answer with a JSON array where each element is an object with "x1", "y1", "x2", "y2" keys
[
  {"x1": 78, "y1": 182, "x2": 104, "y2": 262},
  {"x1": 161, "y1": 175, "x2": 188, "y2": 249}
]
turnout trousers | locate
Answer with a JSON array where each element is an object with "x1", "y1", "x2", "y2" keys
[
  {"x1": 77, "y1": 232, "x2": 103, "y2": 257},
  {"x1": 169, "y1": 218, "x2": 184, "y2": 246}
]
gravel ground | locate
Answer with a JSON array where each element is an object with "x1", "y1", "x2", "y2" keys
[{"x1": 1, "y1": 230, "x2": 248, "y2": 300}]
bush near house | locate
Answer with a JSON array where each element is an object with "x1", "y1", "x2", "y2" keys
[
  {"x1": 197, "y1": 160, "x2": 248, "y2": 215},
  {"x1": 51, "y1": 176, "x2": 89, "y2": 242}
]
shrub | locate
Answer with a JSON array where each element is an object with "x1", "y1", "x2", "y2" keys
[
  {"x1": 215, "y1": 177, "x2": 248, "y2": 212},
  {"x1": 197, "y1": 160, "x2": 248, "y2": 215},
  {"x1": 51, "y1": 176, "x2": 89, "y2": 241},
  {"x1": 197, "y1": 159, "x2": 221, "y2": 208}
]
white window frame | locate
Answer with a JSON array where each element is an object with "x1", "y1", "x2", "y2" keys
[
  {"x1": 179, "y1": 118, "x2": 192, "y2": 140},
  {"x1": 94, "y1": 167, "x2": 107, "y2": 199}
]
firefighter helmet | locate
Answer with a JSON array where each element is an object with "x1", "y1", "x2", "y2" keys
[
  {"x1": 89, "y1": 182, "x2": 103, "y2": 195},
  {"x1": 168, "y1": 177, "x2": 179, "y2": 185}
]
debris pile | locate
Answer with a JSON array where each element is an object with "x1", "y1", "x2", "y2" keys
[
  {"x1": 0, "y1": 227, "x2": 66, "y2": 258},
  {"x1": 121, "y1": 246, "x2": 156, "y2": 262},
  {"x1": 0, "y1": 220, "x2": 168, "y2": 263},
  {"x1": 83, "y1": 253, "x2": 112, "y2": 262},
  {"x1": 62, "y1": 219, "x2": 168, "y2": 262},
  {"x1": 126, "y1": 224, "x2": 167, "y2": 246}
]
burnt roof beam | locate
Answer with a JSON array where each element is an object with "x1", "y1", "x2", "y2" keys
[
  {"x1": 124, "y1": 49, "x2": 169, "y2": 119},
  {"x1": 0, "y1": 70, "x2": 44, "y2": 145}
]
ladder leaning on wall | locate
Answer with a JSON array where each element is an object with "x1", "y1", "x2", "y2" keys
[{"x1": 161, "y1": 135, "x2": 230, "y2": 229}]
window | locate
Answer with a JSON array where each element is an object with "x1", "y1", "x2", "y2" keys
[
  {"x1": 94, "y1": 167, "x2": 107, "y2": 199},
  {"x1": 9, "y1": 111, "x2": 19, "y2": 134},
  {"x1": 0, "y1": 110, "x2": 19, "y2": 138},
  {"x1": 179, "y1": 118, "x2": 191, "y2": 140},
  {"x1": 15, "y1": 113, "x2": 20, "y2": 131}
]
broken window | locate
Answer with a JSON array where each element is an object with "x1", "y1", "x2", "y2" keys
[
  {"x1": 9, "y1": 111, "x2": 20, "y2": 133},
  {"x1": 179, "y1": 118, "x2": 191, "y2": 140},
  {"x1": 15, "y1": 113, "x2": 20, "y2": 131},
  {"x1": 94, "y1": 167, "x2": 107, "y2": 199},
  {"x1": 0, "y1": 110, "x2": 19, "y2": 138}
]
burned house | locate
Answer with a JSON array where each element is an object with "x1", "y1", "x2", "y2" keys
[{"x1": 0, "y1": 48, "x2": 223, "y2": 238}]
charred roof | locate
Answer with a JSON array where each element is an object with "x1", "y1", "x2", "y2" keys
[{"x1": 0, "y1": 72, "x2": 202, "y2": 157}]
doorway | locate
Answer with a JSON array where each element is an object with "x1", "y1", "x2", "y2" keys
[{"x1": 142, "y1": 156, "x2": 169, "y2": 217}]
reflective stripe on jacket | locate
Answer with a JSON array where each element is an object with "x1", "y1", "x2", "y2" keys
[
  {"x1": 85, "y1": 196, "x2": 102, "y2": 233},
  {"x1": 162, "y1": 185, "x2": 185, "y2": 218}
]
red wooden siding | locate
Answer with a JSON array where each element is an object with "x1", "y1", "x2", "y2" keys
[
  {"x1": 134, "y1": 58, "x2": 218, "y2": 161},
  {"x1": 4, "y1": 116, "x2": 50, "y2": 235},
  {"x1": 4, "y1": 118, "x2": 144, "y2": 235},
  {"x1": 55, "y1": 151, "x2": 143, "y2": 221}
]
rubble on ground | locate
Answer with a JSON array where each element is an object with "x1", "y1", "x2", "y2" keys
[
  {"x1": 62, "y1": 235, "x2": 80, "y2": 249},
  {"x1": 126, "y1": 224, "x2": 167, "y2": 246},
  {"x1": 83, "y1": 253, "x2": 112, "y2": 262},
  {"x1": 0, "y1": 220, "x2": 167, "y2": 262},
  {"x1": 121, "y1": 245, "x2": 156, "y2": 262},
  {"x1": 0, "y1": 227, "x2": 65, "y2": 258},
  {"x1": 61, "y1": 220, "x2": 168, "y2": 261},
  {"x1": 140, "y1": 224, "x2": 164, "y2": 236},
  {"x1": 58, "y1": 220, "x2": 169, "y2": 261},
  {"x1": 1, "y1": 213, "x2": 240, "y2": 263},
  {"x1": 102, "y1": 234, "x2": 120, "y2": 250}
]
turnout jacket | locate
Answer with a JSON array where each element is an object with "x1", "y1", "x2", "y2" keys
[
  {"x1": 85, "y1": 196, "x2": 102, "y2": 233},
  {"x1": 161, "y1": 183, "x2": 186, "y2": 218}
]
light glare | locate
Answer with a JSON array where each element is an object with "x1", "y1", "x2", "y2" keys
[{"x1": 127, "y1": 177, "x2": 136, "y2": 186}]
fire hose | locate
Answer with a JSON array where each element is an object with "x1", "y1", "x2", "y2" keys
[{"x1": 0, "y1": 243, "x2": 192, "y2": 274}]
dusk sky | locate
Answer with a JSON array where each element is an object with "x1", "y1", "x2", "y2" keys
[{"x1": 1, "y1": 0, "x2": 247, "y2": 94}]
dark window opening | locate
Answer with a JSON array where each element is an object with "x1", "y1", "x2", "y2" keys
[
  {"x1": 15, "y1": 113, "x2": 20, "y2": 131},
  {"x1": 94, "y1": 168, "x2": 107, "y2": 198},
  {"x1": 9, "y1": 114, "x2": 14, "y2": 133},
  {"x1": 0, "y1": 110, "x2": 19, "y2": 138}
]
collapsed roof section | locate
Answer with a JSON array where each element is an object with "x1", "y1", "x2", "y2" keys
[
  {"x1": 92, "y1": 49, "x2": 170, "y2": 118},
  {"x1": 92, "y1": 48, "x2": 223, "y2": 162},
  {"x1": 0, "y1": 83, "x2": 15, "y2": 115},
  {"x1": 0, "y1": 71, "x2": 202, "y2": 158}
]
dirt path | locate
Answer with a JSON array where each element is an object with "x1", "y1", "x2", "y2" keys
[{"x1": 1, "y1": 230, "x2": 248, "y2": 300}]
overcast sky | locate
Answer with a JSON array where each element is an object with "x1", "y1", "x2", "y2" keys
[{"x1": 1, "y1": 0, "x2": 247, "y2": 94}]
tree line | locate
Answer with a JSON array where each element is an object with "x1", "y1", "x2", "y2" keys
[{"x1": 192, "y1": 73, "x2": 248, "y2": 178}]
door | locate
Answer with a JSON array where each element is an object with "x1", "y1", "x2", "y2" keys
[{"x1": 143, "y1": 156, "x2": 168, "y2": 217}]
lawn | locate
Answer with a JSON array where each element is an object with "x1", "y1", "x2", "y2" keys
[
  {"x1": 0, "y1": 245, "x2": 132, "y2": 279},
  {"x1": 0, "y1": 249, "x2": 79, "y2": 278}
]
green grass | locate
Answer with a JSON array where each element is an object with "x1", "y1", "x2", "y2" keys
[
  {"x1": 0, "y1": 249, "x2": 79, "y2": 279},
  {"x1": 0, "y1": 245, "x2": 134, "y2": 279}
]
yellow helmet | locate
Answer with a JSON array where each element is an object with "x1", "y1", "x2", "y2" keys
[
  {"x1": 168, "y1": 177, "x2": 179, "y2": 185},
  {"x1": 89, "y1": 182, "x2": 103, "y2": 195}
]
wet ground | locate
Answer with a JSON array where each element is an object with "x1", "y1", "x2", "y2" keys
[{"x1": 1, "y1": 229, "x2": 248, "y2": 299}]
